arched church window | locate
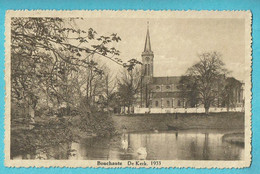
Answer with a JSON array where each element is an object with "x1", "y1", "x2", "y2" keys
[
  {"x1": 148, "y1": 64, "x2": 150, "y2": 75},
  {"x1": 145, "y1": 64, "x2": 148, "y2": 75},
  {"x1": 156, "y1": 86, "x2": 160, "y2": 90},
  {"x1": 166, "y1": 85, "x2": 171, "y2": 89}
]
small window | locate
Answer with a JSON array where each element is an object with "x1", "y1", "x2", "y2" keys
[
  {"x1": 167, "y1": 100, "x2": 170, "y2": 107},
  {"x1": 166, "y1": 85, "x2": 171, "y2": 89},
  {"x1": 178, "y1": 100, "x2": 181, "y2": 107},
  {"x1": 155, "y1": 101, "x2": 159, "y2": 107},
  {"x1": 156, "y1": 86, "x2": 160, "y2": 90}
]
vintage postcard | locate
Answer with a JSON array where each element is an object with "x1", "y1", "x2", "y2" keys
[{"x1": 4, "y1": 10, "x2": 251, "y2": 168}]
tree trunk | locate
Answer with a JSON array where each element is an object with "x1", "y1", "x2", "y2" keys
[
  {"x1": 28, "y1": 105, "x2": 35, "y2": 130},
  {"x1": 226, "y1": 97, "x2": 230, "y2": 112},
  {"x1": 227, "y1": 105, "x2": 230, "y2": 112},
  {"x1": 204, "y1": 101, "x2": 210, "y2": 115},
  {"x1": 205, "y1": 107, "x2": 209, "y2": 115}
]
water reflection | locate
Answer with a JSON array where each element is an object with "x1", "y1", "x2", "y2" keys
[{"x1": 13, "y1": 129, "x2": 244, "y2": 160}]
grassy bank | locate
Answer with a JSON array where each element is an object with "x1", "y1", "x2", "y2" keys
[
  {"x1": 222, "y1": 132, "x2": 245, "y2": 146},
  {"x1": 112, "y1": 112, "x2": 244, "y2": 133}
]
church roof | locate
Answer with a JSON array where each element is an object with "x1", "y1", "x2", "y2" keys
[
  {"x1": 143, "y1": 23, "x2": 152, "y2": 52},
  {"x1": 152, "y1": 76, "x2": 181, "y2": 85}
]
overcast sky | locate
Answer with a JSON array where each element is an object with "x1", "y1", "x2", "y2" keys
[{"x1": 75, "y1": 18, "x2": 245, "y2": 81}]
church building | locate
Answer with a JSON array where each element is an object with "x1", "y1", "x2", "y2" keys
[
  {"x1": 139, "y1": 23, "x2": 244, "y2": 109},
  {"x1": 140, "y1": 24, "x2": 186, "y2": 109}
]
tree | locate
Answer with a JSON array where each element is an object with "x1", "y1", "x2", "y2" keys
[
  {"x1": 103, "y1": 68, "x2": 117, "y2": 111},
  {"x1": 186, "y1": 52, "x2": 228, "y2": 114},
  {"x1": 10, "y1": 17, "x2": 142, "y2": 157},
  {"x1": 11, "y1": 17, "x2": 141, "y2": 117},
  {"x1": 117, "y1": 66, "x2": 142, "y2": 114}
]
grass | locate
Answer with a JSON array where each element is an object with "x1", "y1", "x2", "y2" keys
[{"x1": 112, "y1": 112, "x2": 245, "y2": 133}]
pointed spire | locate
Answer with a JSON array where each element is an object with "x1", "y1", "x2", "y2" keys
[{"x1": 144, "y1": 21, "x2": 152, "y2": 52}]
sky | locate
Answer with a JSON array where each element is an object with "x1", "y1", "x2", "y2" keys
[{"x1": 75, "y1": 18, "x2": 245, "y2": 81}]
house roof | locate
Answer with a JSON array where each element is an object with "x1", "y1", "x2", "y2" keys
[{"x1": 152, "y1": 76, "x2": 181, "y2": 85}]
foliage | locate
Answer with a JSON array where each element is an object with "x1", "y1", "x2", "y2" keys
[
  {"x1": 77, "y1": 111, "x2": 116, "y2": 137},
  {"x1": 10, "y1": 17, "x2": 141, "y2": 158},
  {"x1": 185, "y1": 52, "x2": 228, "y2": 114},
  {"x1": 11, "y1": 116, "x2": 74, "y2": 158},
  {"x1": 11, "y1": 17, "x2": 131, "y2": 110}
]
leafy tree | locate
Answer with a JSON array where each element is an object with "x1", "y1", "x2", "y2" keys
[
  {"x1": 11, "y1": 17, "x2": 141, "y2": 115},
  {"x1": 186, "y1": 52, "x2": 228, "y2": 114},
  {"x1": 10, "y1": 17, "x2": 141, "y2": 158}
]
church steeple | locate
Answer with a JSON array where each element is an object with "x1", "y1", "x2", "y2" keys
[
  {"x1": 142, "y1": 22, "x2": 154, "y2": 78},
  {"x1": 144, "y1": 22, "x2": 152, "y2": 52}
]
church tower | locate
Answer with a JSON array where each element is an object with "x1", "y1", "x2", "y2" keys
[
  {"x1": 141, "y1": 22, "x2": 154, "y2": 108},
  {"x1": 142, "y1": 22, "x2": 154, "y2": 82}
]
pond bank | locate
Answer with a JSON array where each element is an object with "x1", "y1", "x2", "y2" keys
[
  {"x1": 222, "y1": 132, "x2": 245, "y2": 146},
  {"x1": 112, "y1": 112, "x2": 244, "y2": 133}
]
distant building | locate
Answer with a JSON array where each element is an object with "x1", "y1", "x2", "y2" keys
[{"x1": 139, "y1": 23, "x2": 244, "y2": 109}]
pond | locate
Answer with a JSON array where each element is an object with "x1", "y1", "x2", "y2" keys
[{"x1": 13, "y1": 129, "x2": 244, "y2": 160}]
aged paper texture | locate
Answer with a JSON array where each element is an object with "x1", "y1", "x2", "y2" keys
[{"x1": 4, "y1": 10, "x2": 252, "y2": 168}]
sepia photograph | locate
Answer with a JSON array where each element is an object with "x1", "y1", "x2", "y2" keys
[{"x1": 4, "y1": 10, "x2": 251, "y2": 168}]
